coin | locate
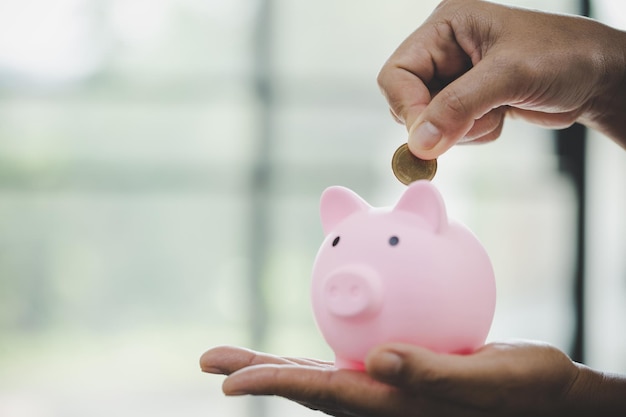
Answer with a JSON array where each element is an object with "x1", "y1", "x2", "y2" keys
[{"x1": 391, "y1": 143, "x2": 437, "y2": 185}]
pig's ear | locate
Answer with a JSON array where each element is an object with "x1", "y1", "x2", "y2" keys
[
  {"x1": 320, "y1": 186, "x2": 370, "y2": 235},
  {"x1": 393, "y1": 180, "x2": 448, "y2": 233}
]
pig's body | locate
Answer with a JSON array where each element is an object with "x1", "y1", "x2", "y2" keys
[{"x1": 311, "y1": 181, "x2": 496, "y2": 370}]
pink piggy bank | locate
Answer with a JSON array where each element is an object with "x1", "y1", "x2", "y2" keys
[{"x1": 311, "y1": 180, "x2": 496, "y2": 370}]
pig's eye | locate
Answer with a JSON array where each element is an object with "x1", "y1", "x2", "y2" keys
[
  {"x1": 332, "y1": 236, "x2": 340, "y2": 247},
  {"x1": 389, "y1": 236, "x2": 399, "y2": 246}
]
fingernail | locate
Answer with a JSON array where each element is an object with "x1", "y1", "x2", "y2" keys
[
  {"x1": 224, "y1": 390, "x2": 246, "y2": 396},
  {"x1": 201, "y1": 366, "x2": 223, "y2": 374},
  {"x1": 222, "y1": 379, "x2": 246, "y2": 396},
  {"x1": 409, "y1": 121, "x2": 441, "y2": 150},
  {"x1": 377, "y1": 352, "x2": 403, "y2": 378}
]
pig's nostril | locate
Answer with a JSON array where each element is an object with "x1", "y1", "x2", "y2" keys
[
  {"x1": 349, "y1": 285, "x2": 360, "y2": 297},
  {"x1": 322, "y1": 267, "x2": 383, "y2": 318}
]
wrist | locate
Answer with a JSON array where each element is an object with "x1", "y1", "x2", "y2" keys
[
  {"x1": 582, "y1": 24, "x2": 626, "y2": 148},
  {"x1": 562, "y1": 362, "x2": 626, "y2": 416}
]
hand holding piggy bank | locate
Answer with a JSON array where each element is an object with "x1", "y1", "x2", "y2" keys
[{"x1": 311, "y1": 180, "x2": 496, "y2": 370}]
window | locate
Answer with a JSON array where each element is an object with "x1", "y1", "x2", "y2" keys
[{"x1": 1, "y1": 1, "x2": 623, "y2": 417}]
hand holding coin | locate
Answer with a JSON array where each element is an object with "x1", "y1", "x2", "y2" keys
[{"x1": 391, "y1": 143, "x2": 437, "y2": 185}]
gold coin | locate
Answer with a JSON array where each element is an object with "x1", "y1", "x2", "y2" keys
[{"x1": 391, "y1": 143, "x2": 437, "y2": 185}]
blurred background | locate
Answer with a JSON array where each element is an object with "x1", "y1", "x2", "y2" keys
[{"x1": 0, "y1": 0, "x2": 624, "y2": 416}]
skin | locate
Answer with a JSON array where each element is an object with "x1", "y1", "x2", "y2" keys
[
  {"x1": 201, "y1": 1, "x2": 626, "y2": 415},
  {"x1": 377, "y1": 0, "x2": 626, "y2": 159},
  {"x1": 200, "y1": 342, "x2": 626, "y2": 416}
]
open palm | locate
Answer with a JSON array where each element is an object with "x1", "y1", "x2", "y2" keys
[{"x1": 200, "y1": 341, "x2": 583, "y2": 417}]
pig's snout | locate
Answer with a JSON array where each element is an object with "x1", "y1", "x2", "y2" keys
[{"x1": 323, "y1": 265, "x2": 383, "y2": 318}]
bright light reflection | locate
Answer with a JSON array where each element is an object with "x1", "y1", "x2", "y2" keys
[{"x1": 0, "y1": 0, "x2": 99, "y2": 84}]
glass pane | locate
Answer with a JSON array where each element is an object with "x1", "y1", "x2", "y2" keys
[
  {"x1": 3, "y1": 1, "x2": 614, "y2": 417},
  {"x1": 586, "y1": 0, "x2": 626, "y2": 375}
]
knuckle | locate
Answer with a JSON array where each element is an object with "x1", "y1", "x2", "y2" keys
[
  {"x1": 389, "y1": 101, "x2": 409, "y2": 124},
  {"x1": 439, "y1": 87, "x2": 469, "y2": 117},
  {"x1": 376, "y1": 64, "x2": 393, "y2": 91}
]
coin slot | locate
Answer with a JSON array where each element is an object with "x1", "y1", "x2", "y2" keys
[{"x1": 332, "y1": 236, "x2": 340, "y2": 247}]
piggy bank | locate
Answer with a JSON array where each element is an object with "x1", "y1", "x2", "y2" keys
[{"x1": 311, "y1": 180, "x2": 496, "y2": 370}]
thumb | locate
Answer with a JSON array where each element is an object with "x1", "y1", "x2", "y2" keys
[
  {"x1": 366, "y1": 343, "x2": 448, "y2": 388},
  {"x1": 408, "y1": 59, "x2": 512, "y2": 159},
  {"x1": 365, "y1": 343, "x2": 494, "y2": 402}
]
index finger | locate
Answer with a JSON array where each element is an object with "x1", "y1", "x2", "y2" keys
[
  {"x1": 377, "y1": 15, "x2": 473, "y2": 131},
  {"x1": 377, "y1": 63, "x2": 431, "y2": 129},
  {"x1": 199, "y1": 345, "x2": 333, "y2": 375}
]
